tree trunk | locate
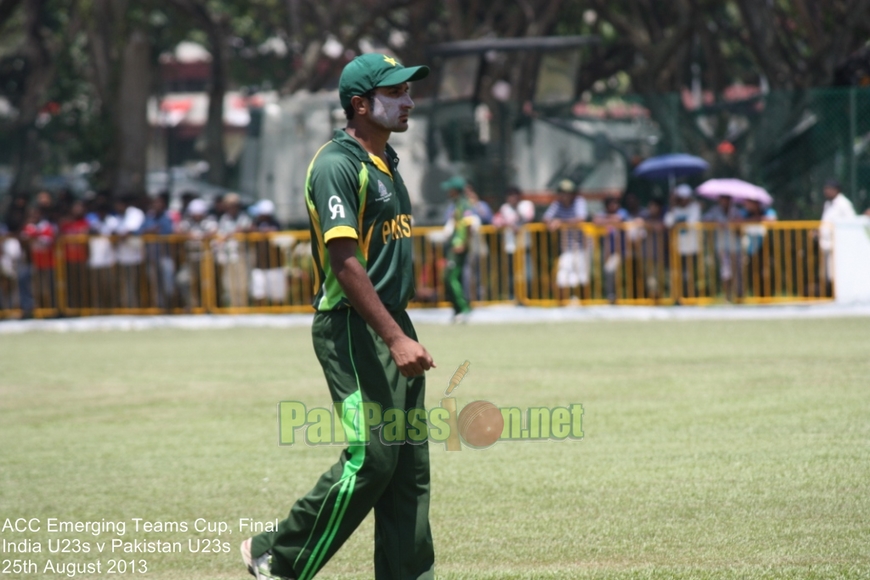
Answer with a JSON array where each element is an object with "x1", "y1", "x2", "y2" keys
[
  {"x1": 10, "y1": 126, "x2": 43, "y2": 198},
  {"x1": 84, "y1": 0, "x2": 128, "y2": 193},
  {"x1": 9, "y1": 0, "x2": 54, "y2": 197},
  {"x1": 204, "y1": 18, "x2": 228, "y2": 186},
  {"x1": 164, "y1": 0, "x2": 229, "y2": 186},
  {"x1": 112, "y1": 27, "x2": 152, "y2": 197},
  {"x1": 733, "y1": 0, "x2": 793, "y2": 88}
]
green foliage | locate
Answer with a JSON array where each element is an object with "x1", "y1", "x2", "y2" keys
[{"x1": 2, "y1": 0, "x2": 870, "y2": 200}]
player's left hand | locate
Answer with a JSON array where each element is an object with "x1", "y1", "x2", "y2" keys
[{"x1": 389, "y1": 335, "x2": 436, "y2": 377}]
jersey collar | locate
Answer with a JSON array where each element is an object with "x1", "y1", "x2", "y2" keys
[{"x1": 332, "y1": 129, "x2": 400, "y2": 172}]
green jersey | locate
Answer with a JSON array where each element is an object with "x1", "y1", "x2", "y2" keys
[
  {"x1": 448, "y1": 197, "x2": 474, "y2": 254},
  {"x1": 306, "y1": 129, "x2": 415, "y2": 312}
]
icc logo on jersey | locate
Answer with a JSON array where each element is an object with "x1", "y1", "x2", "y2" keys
[{"x1": 377, "y1": 180, "x2": 392, "y2": 202}]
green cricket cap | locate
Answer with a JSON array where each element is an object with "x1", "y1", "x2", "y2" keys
[
  {"x1": 339, "y1": 53, "x2": 430, "y2": 109},
  {"x1": 441, "y1": 176, "x2": 467, "y2": 192}
]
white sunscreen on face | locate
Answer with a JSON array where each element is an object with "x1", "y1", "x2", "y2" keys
[{"x1": 370, "y1": 92, "x2": 414, "y2": 130}]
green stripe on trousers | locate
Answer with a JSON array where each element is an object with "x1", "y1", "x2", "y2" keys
[
  {"x1": 445, "y1": 251, "x2": 470, "y2": 314},
  {"x1": 251, "y1": 308, "x2": 435, "y2": 580}
]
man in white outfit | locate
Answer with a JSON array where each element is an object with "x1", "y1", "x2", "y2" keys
[
  {"x1": 493, "y1": 186, "x2": 535, "y2": 300},
  {"x1": 664, "y1": 184, "x2": 702, "y2": 300},
  {"x1": 542, "y1": 179, "x2": 589, "y2": 301},
  {"x1": 819, "y1": 178, "x2": 857, "y2": 287},
  {"x1": 115, "y1": 195, "x2": 146, "y2": 308}
]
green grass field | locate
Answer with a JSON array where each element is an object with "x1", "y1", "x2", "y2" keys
[{"x1": 2, "y1": 317, "x2": 870, "y2": 579}]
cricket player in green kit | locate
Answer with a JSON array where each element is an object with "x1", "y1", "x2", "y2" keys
[
  {"x1": 240, "y1": 53, "x2": 436, "y2": 580},
  {"x1": 442, "y1": 177, "x2": 474, "y2": 321}
]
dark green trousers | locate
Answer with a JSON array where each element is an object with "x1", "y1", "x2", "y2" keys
[
  {"x1": 252, "y1": 308, "x2": 434, "y2": 580},
  {"x1": 444, "y1": 250, "x2": 470, "y2": 314}
]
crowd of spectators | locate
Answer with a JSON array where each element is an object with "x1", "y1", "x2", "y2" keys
[
  {"x1": 537, "y1": 179, "x2": 784, "y2": 303},
  {"x1": 1, "y1": 176, "x2": 864, "y2": 317},
  {"x1": 0, "y1": 189, "x2": 288, "y2": 317},
  {"x1": 438, "y1": 175, "x2": 863, "y2": 306}
]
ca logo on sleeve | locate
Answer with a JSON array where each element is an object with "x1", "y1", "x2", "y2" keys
[{"x1": 328, "y1": 195, "x2": 346, "y2": 219}]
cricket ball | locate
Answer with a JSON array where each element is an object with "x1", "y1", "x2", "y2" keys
[{"x1": 457, "y1": 400, "x2": 504, "y2": 449}]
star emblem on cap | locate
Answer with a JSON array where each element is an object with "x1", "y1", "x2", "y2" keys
[{"x1": 383, "y1": 56, "x2": 398, "y2": 66}]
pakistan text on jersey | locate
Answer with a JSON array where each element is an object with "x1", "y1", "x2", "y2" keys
[{"x1": 382, "y1": 214, "x2": 412, "y2": 244}]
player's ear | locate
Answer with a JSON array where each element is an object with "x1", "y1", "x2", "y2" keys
[{"x1": 350, "y1": 94, "x2": 369, "y2": 117}]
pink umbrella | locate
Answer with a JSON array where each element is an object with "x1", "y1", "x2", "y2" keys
[{"x1": 696, "y1": 178, "x2": 773, "y2": 206}]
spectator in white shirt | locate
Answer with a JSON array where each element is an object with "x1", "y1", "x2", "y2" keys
[
  {"x1": 177, "y1": 198, "x2": 218, "y2": 309},
  {"x1": 664, "y1": 184, "x2": 702, "y2": 299},
  {"x1": 819, "y1": 178, "x2": 857, "y2": 285},
  {"x1": 820, "y1": 178, "x2": 857, "y2": 245},
  {"x1": 542, "y1": 179, "x2": 589, "y2": 301},
  {"x1": 87, "y1": 196, "x2": 121, "y2": 309},
  {"x1": 215, "y1": 192, "x2": 252, "y2": 308},
  {"x1": 114, "y1": 195, "x2": 146, "y2": 308},
  {"x1": 493, "y1": 186, "x2": 535, "y2": 300}
]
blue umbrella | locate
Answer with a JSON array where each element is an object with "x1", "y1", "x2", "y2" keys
[{"x1": 632, "y1": 153, "x2": 709, "y2": 182}]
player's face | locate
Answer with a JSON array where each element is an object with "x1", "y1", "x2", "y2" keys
[{"x1": 370, "y1": 83, "x2": 414, "y2": 132}]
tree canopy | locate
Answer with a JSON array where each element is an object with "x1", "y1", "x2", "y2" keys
[{"x1": 0, "y1": 0, "x2": 868, "y2": 202}]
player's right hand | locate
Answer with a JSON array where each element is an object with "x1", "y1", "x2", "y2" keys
[{"x1": 389, "y1": 336, "x2": 436, "y2": 377}]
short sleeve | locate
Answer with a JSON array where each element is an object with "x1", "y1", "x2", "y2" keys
[
  {"x1": 517, "y1": 200, "x2": 535, "y2": 222},
  {"x1": 542, "y1": 202, "x2": 558, "y2": 221},
  {"x1": 309, "y1": 154, "x2": 362, "y2": 243},
  {"x1": 574, "y1": 198, "x2": 589, "y2": 220}
]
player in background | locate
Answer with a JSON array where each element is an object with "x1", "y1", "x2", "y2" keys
[{"x1": 442, "y1": 176, "x2": 475, "y2": 322}]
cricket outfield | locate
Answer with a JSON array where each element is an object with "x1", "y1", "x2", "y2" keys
[{"x1": 1, "y1": 316, "x2": 869, "y2": 579}]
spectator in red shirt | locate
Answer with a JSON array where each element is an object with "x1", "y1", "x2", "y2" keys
[
  {"x1": 23, "y1": 206, "x2": 56, "y2": 270},
  {"x1": 21, "y1": 206, "x2": 57, "y2": 311},
  {"x1": 59, "y1": 200, "x2": 91, "y2": 309},
  {"x1": 59, "y1": 200, "x2": 90, "y2": 261}
]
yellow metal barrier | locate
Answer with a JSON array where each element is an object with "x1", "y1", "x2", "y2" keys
[
  {"x1": 518, "y1": 222, "x2": 675, "y2": 306},
  {"x1": 207, "y1": 231, "x2": 315, "y2": 314},
  {"x1": 409, "y1": 225, "x2": 522, "y2": 309},
  {"x1": 0, "y1": 232, "x2": 317, "y2": 318},
  {"x1": 53, "y1": 233, "x2": 213, "y2": 316},
  {"x1": 671, "y1": 221, "x2": 832, "y2": 304},
  {"x1": 409, "y1": 226, "x2": 448, "y2": 307},
  {"x1": 0, "y1": 221, "x2": 833, "y2": 320}
]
